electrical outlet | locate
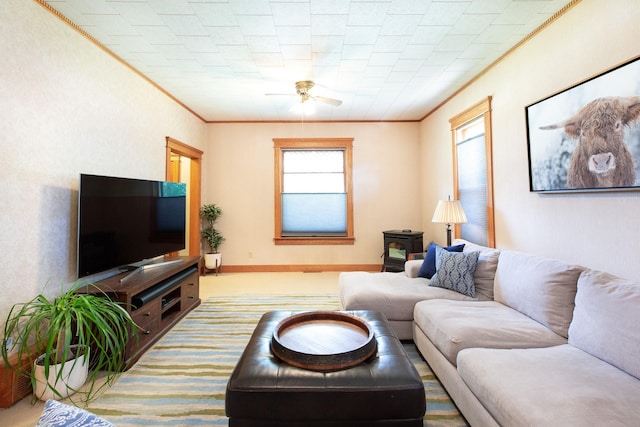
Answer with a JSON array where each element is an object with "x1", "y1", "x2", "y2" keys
[{"x1": 248, "y1": 251, "x2": 253, "y2": 258}]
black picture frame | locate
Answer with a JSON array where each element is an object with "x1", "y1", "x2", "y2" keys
[{"x1": 525, "y1": 56, "x2": 640, "y2": 193}]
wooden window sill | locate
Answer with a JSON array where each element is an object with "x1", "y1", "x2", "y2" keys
[{"x1": 274, "y1": 237, "x2": 355, "y2": 245}]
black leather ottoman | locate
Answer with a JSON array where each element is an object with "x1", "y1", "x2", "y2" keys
[{"x1": 225, "y1": 310, "x2": 426, "y2": 426}]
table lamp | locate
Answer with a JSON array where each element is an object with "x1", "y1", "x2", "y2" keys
[{"x1": 432, "y1": 197, "x2": 467, "y2": 246}]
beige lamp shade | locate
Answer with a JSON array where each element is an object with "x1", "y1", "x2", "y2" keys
[
  {"x1": 432, "y1": 199, "x2": 467, "y2": 246},
  {"x1": 432, "y1": 199, "x2": 467, "y2": 224}
]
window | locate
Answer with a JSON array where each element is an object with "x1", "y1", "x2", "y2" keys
[
  {"x1": 449, "y1": 97, "x2": 495, "y2": 247},
  {"x1": 274, "y1": 138, "x2": 354, "y2": 245}
]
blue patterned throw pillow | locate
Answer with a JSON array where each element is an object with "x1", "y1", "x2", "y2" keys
[
  {"x1": 429, "y1": 246, "x2": 480, "y2": 297},
  {"x1": 37, "y1": 399, "x2": 115, "y2": 427},
  {"x1": 418, "y1": 242, "x2": 465, "y2": 279}
]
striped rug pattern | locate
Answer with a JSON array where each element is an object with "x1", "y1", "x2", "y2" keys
[{"x1": 88, "y1": 294, "x2": 467, "y2": 426}]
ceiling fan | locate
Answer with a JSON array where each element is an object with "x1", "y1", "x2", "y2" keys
[{"x1": 266, "y1": 80, "x2": 343, "y2": 107}]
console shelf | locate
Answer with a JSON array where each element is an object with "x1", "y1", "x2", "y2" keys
[{"x1": 81, "y1": 256, "x2": 201, "y2": 368}]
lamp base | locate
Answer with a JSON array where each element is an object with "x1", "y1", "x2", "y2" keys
[{"x1": 446, "y1": 224, "x2": 452, "y2": 246}]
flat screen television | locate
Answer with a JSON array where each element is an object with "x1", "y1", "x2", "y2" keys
[{"x1": 78, "y1": 174, "x2": 187, "y2": 278}]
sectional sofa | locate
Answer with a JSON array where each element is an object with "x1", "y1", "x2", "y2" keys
[
  {"x1": 339, "y1": 239, "x2": 640, "y2": 426},
  {"x1": 340, "y1": 239, "x2": 498, "y2": 340}
]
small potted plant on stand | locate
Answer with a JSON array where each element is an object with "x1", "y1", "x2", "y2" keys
[
  {"x1": 1, "y1": 281, "x2": 138, "y2": 403},
  {"x1": 200, "y1": 204, "x2": 225, "y2": 274}
]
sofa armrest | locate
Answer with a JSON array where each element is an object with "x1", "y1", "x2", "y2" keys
[{"x1": 405, "y1": 260, "x2": 424, "y2": 278}]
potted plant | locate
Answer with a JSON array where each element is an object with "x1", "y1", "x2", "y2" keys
[
  {"x1": 200, "y1": 204, "x2": 225, "y2": 270},
  {"x1": 1, "y1": 280, "x2": 138, "y2": 403}
]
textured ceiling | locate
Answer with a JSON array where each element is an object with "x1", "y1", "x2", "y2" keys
[{"x1": 42, "y1": 0, "x2": 574, "y2": 122}]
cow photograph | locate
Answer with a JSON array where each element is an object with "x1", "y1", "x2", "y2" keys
[{"x1": 526, "y1": 56, "x2": 640, "y2": 192}]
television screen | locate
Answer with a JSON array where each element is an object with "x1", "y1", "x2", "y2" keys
[{"x1": 78, "y1": 174, "x2": 187, "y2": 278}]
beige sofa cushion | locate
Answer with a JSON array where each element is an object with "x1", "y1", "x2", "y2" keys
[
  {"x1": 457, "y1": 345, "x2": 640, "y2": 427},
  {"x1": 569, "y1": 269, "x2": 640, "y2": 380},
  {"x1": 413, "y1": 300, "x2": 566, "y2": 365},
  {"x1": 339, "y1": 271, "x2": 483, "y2": 323},
  {"x1": 493, "y1": 250, "x2": 584, "y2": 338}
]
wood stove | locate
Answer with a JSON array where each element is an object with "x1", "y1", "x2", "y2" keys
[{"x1": 382, "y1": 230, "x2": 424, "y2": 272}]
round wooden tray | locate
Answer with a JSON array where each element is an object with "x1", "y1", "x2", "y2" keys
[{"x1": 271, "y1": 311, "x2": 377, "y2": 372}]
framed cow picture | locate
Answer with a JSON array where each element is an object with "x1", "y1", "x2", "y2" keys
[{"x1": 526, "y1": 55, "x2": 640, "y2": 193}]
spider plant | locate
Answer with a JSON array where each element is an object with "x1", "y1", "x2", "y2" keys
[{"x1": 1, "y1": 280, "x2": 139, "y2": 403}]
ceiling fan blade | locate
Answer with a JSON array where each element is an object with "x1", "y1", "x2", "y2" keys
[{"x1": 312, "y1": 95, "x2": 342, "y2": 106}]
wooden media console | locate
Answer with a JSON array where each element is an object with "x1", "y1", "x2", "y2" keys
[{"x1": 81, "y1": 256, "x2": 201, "y2": 367}]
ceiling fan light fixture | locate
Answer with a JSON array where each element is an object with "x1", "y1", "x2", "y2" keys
[
  {"x1": 267, "y1": 80, "x2": 341, "y2": 114},
  {"x1": 290, "y1": 99, "x2": 315, "y2": 115}
]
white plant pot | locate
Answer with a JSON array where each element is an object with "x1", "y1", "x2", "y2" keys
[
  {"x1": 33, "y1": 345, "x2": 89, "y2": 401},
  {"x1": 204, "y1": 253, "x2": 222, "y2": 270}
]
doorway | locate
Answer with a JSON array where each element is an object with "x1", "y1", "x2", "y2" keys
[{"x1": 165, "y1": 137, "x2": 203, "y2": 257}]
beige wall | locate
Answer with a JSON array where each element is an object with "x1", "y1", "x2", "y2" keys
[
  {"x1": 206, "y1": 122, "x2": 422, "y2": 267},
  {"x1": 0, "y1": 1, "x2": 207, "y2": 320},
  {"x1": 420, "y1": 0, "x2": 640, "y2": 280}
]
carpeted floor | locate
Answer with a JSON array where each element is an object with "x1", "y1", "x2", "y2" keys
[{"x1": 87, "y1": 294, "x2": 468, "y2": 426}]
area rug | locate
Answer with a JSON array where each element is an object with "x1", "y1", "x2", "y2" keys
[{"x1": 88, "y1": 294, "x2": 468, "y2": 426}]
